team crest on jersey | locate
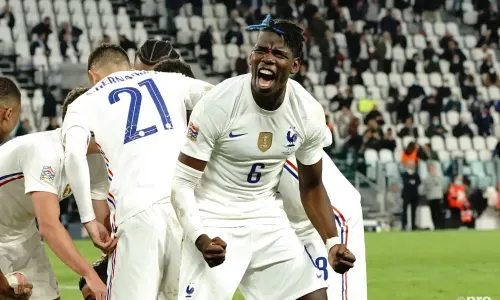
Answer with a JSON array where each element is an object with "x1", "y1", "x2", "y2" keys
[
  {"x1": 187, "y1": 122, "x2": 199, "y2": 141},
  {"x1": 62, "y1": 184, "x2": 72, "y2": 199},
  {"x1": 286, "y1": 127, "x2": 298, "y2": 147},
  {"x1": 258, "y1": 132, "x2": 273, "y2": 152},
  {"x1": 40, "y1": 166, "x2": 56, "y2": 184}
]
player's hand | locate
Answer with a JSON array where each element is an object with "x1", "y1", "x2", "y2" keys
[
  {"x1": 195, "y1": 234, "x2": 227, "y2": 268},
  {"x1": 328, "y1": 244, "x2": 356, "y2": 274},
  {"x1": 0, "y1": 273, "x2": 33, "y2": 300},
  {"x1": 83, "y1": 273, "x2": 106, "y2": 300},
  {"x1": 84, "y1": 220, "x2": 118, "y2": 253}
]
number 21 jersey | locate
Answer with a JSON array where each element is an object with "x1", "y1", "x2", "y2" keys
[{"x1": 62, "y1": 70, "x2": 213, "y2": 226}]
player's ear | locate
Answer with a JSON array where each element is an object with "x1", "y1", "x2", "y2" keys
[
  {"x1": 290, "y1": 58, "x2": 301, "y2": 75},
  {"x1": 88, "y1": 70, "x2": 99, "y2": 85}
]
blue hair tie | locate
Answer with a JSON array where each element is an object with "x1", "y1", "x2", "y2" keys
[{"x1": 246, "y1": 14, "x2": 285, "y2": 35}]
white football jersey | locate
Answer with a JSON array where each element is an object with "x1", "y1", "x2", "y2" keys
[
  {"x1": 278, "y1": 151, "x2": 361, "y2": 240},
  {"x1": 62, "y1": 70, "x2": 213, "y2": 227},
  {"x1": 0, "y1": 130, "x2": 108, "y2": 244},
  {"x1": 181, "y1": 74, "x2": 330, "y2": 227}
]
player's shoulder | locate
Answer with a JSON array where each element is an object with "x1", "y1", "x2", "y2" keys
[
  {"x1": 194, "y1": 74, "x2": 247, "y2": 112},
  {"x1": 2, "y1": 131, "x2": 63, "y2": 161},
  {"x1": 287, "y1": 78, "x2": 325, "y2": 120}
]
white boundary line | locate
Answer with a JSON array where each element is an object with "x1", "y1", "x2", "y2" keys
[{"x1": 59, "y1": 284, "x2": 79, "y2": 290}]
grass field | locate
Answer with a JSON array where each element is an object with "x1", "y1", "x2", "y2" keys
[{"x1": 47, "y1": 230, "x2": 500, "y2": 300}]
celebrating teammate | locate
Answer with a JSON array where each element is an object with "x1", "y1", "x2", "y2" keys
[
  {"x1": 61, "y1": 44, "x2": 213, "y2": 300},
  {"x1": 171, "y1": 15, "x2": 355, "y2": 300},
  {"x1": 153, "y1": 59, "x2": 195, "y2": 78},
  {"x1": 0, "y1": 77, "x2": 21, "y2": 145},
  {"x1": 279, "y1": 151, "x2": 367, "y2": 300},
  {"x1": 0, "y1": 88, "x2": 113, "y2": 299},
  {"x1": 134, "y1": 39, "x2": 180, "y2": 71}
]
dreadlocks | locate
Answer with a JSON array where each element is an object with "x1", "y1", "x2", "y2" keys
[
  {"x1": 136, "y1": 39, "x2": 180, "y2": 66},
  {"x1": 246, "y1": 15, "x2": 305, "y2": 58}
]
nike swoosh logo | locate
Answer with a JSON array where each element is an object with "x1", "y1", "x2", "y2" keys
[
  {"x1": 316, "y1": 274, "x2": 322, "y2": 278},
  {"x1": 229, "y1": 132, "x2": 247, "y2": 138}
]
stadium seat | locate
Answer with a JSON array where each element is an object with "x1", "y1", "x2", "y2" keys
[
  {"x1": 379, "y1": 149, "x2": 394, "y2": 163},
  {"x1": 458, "y1": 136, "x2": 472, "y2": 150},
  {"x1": 431, "y1": 136, "x2": 445, "y2": 151}
]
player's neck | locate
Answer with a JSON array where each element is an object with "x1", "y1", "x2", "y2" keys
[{"x1": 252, "y1": 87, "x2": 286, "y2": 111}]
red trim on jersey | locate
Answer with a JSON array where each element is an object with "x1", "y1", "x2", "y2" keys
[{"x1": 0, "y1": 175, "x2": 24, "y2": 187}]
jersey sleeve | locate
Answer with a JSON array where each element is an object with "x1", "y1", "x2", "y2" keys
[
  {"x1": 61, "y1": 99, "x2": 92, "y2": 146},
  {"x1": 88, "y1": 154, "x2": 109, "y2": 200},
  {"x1": 21, "y1": 145, "x2": 62, "y2": 195},
  {"x1": 180, "y1": 91, "x2": 227, "y2": 162},
  {"x1": 295, "y1": 104, "x2": 330, "y2": 166},
  {"x1": 184, "y1": 79, "x2": 214, "y2": 110}
]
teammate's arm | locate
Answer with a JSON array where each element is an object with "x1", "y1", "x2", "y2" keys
[
  {"x1": 185, "y1": 79, "x2": 214, "y2": 123},
  {"x1": 172, "y1": 97, "x2": 227, "y2": 267},
  {"x1": 89, "y1": 154, "x2": 111, "y2": 232}
]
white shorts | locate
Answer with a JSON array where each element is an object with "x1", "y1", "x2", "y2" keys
[
  {"x1": 302, "y1": 203, "x2": 367, "y2": 300},
  {"x1": 0, "y1": 231, "x2": 59, "y2": 300},
  {"x1": 106, "y1": 202, "x2": 182, "y2": 300},
  {"x1": 178, "y1": 224, "x2": 328, "y2": 300}
]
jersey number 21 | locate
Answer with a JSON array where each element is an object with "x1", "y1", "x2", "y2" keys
[{"x1": 109, "y1": 78, "x2": 173, "y2": 144}]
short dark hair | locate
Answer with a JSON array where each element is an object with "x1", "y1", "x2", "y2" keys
[
  {"x1": 153, "y1": 59, "x2": 195, "y2": 78},
  {"x1": 62, "y1": 87, "x2": 89, "y2": 120},
  {"x1": 87, "y1": 43, "x2": 130, "y2": 71},
  {"x1": 137, "y1": 40, "x2": 179, "y2": 66},
  {"x1": 0, "y1": 76, "x2": 21, "y2": 105},
  {"x1": 246, "y1": 15, "x2": 305, "y2": 58},
  {"x1": 79, "y1": 255, "x2": 108, "y2": 291}
]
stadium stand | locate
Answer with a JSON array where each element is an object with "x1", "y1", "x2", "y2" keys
[{"x1": 4, "y1": 0, "x2": 500, "y2": 230}]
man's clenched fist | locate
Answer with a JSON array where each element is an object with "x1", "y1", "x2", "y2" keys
[{"x1": 328, "y1": 244, "x2": 356, "y2": 274}]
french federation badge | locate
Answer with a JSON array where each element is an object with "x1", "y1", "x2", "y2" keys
[{"x1": 40, "y1": 166, "x2": 56, "y2": 185}]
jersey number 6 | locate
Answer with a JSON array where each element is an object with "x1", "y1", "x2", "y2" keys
[
  {"x1": 247, "y1": 163, "x2": 265, "y2": 184},
  {"x1": 109, "y1": 78, "x2": 174, "y2": 144}
]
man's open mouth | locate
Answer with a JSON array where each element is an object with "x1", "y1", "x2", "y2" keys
[{"x1": 257, "y1": 68, "x2": 276, "y2": 89}]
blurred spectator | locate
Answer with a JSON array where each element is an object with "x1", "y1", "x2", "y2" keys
[
  {"x1": 310, "y1": 10, "x2": 329, "y2": 41},
  {"x1": 45, "y1": 117, "x2": 60, "y2": 131},
  {"x1": 422, "y1": 40, "x2": 436, "y2": 61},
  {"x1": 198, "y1": 26, "x2": 214, "y2": 71},
  {"x1": 324, "y1": 62, "x2": 341, "y2": 85},
  {"x1": 0, "y1": 5, "x2": 15, "y2": 29},
  {"x1": 375, "y1": 32, "x2": 393, "y2": 74},
  {"x1": 423, "y1": 163, "x2": 444, "y2": 229},
  {"x1": 364, "y1": 0, "x2": 379, "y2": 33},
  {"x1": 461, "y1": 74, "x2": 477, "y2": 100},
  {"x1": 380, "y1": 128, "x2": 396, "y2": 151},
  {"x1": 386, "y1": 182, "x2": 402, "y2": 222},
  {"x1": 335, "y1": 106, "x2": 353, "y2": 138},
  {"x1": 30, "y1": 32, "x2": 51, "y2": 56},
  {"x1": 346, "y1": 24, "x2": 361, "y2": 61},
  {"x1": 447, "y1": 175, "x2": 471, "y2": 227},
  {"x1": 426, "y1": 115, "x2": 447, "y2": 137},
  {"x1": 350, "y1": 0, "x2": 366, "y2": 22},
  {"x1": 449, "y1": 54, "x2": 464, "y2": 75},
  {"x1": 437, "y1": 77, "x2": 452, "y2": 100},
  {"x1": 452, "y1": 118, "x2": 474, "y2": 138},
  {"x1": 407, "y1": 81, "x2": 425, "y2": 101},
  {"x1": 380, "y1": 9, "x2": 399, "y2": 39},
  {"x1": 347, "y1": 67, "x2": 364, "y2": 86},
  {"x1": 417, "y1": 143, "x2": 438, "y2": 161},
  {"x1": 421, "y1": 0, "x2": 441, "y2": 22},
  {"x1": 392, "y1": 24, "x2": 407, "y2": 48},
  {"x1": 246, "y1": 8, "x2": 264, "y2": 26},
  {"x1": 401, "y1": 160, "x2": 421, "y2": 231},
  {"x1": 326, "y1": 0, "x2": 340, "y2": 20},
  {"x1": 42, "y1": 85, "x2": 58, "y2": 118},
  {"x1": 421, "y1": 91, "x2": 442, "y2": 117},
  {"x1": 364, "y1": 105, "x2": 384, "y2": 125},
  {"x1": 235, "y1": 51, "x2": 248, "y2": 75},
  {"x1": 443, "y1": 94, "x2": 462, "y2": 112},
  {"x1": 31, "y1": 16, "x2": 52, "y2": 39},
  {"x1": 329, "y1": 87, "x2": 353, "y2": 111},
  {"x1": 278, "y1": 0, "x2": 300, "y2": 19},
  {"x1": 439, "y1": 31, "x2": 455, "y2": 50},
  {"x1": 479, "y1": 54, "x2": 499, "y2": 86},
  {"x1": 366, "y1": 118, "x2": 384, "y2": 137},
  {"x1": 474, "y1": 108, "x2": 493, "y2": 136},
  {"x1": 15, "y1": 119, "x2": 32, "y2": 137},
  {"x1": 225, "y1": 23, "x2": 244, "y2": 46},
  {"x1": 227, "y1": 10, "x2": 245, "y2": 30},
  {"x1": 119, "y1": 35, "x2": 137, "y2": 52},
  {"x1": 319, "y1": 30, "x2": 339, "y2": 72},
  {"x1": 359, "y1": 129, "x2": 380, "y2": 152},
  {"x1": 59, "y1": 22, "x2": 83, "y2": 58},
  {"x1": 424, "y1": 55, "x2": 440, "y2": 73},
  {"x1": 476, "y1": 30, "x2": 498, "y2": 48},
  {"x1": 293, "y1": 65, "x2": 313, "y2": 92},
  {"x1": 402, "y1": 53, "x2": 418, "y2": 74},
  {"x1": 333, "y1": 8, "x2": 348, "y2": 33},
  {"x1": 166, "y1": 0, "x2": 183, "y2": 34},
  {"x1": 401, "y1": 141, "x2": 419, "y2": 167},
  {"x1": 398, "y1": 116, "x2": 418, "y2": 138},
  {"x1": 441, "y1": 40, "x2": 465, "y2": 63}
]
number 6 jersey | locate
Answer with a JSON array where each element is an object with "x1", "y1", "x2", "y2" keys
[
  {"x1": 62, "y1": 70, "x2": 213, "y2": 227},
  {"x1": 181, "y1": 74, "x2": 331, "y2": 227}
]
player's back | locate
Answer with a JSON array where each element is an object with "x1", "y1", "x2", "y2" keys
[
  {"x1": 278, "y1": 151, "x2": 361, "y2": 239},
  {"x1": 64, "y1": 70, "x2": 196, "y2": 225},
  {"x1": 0, "y1": 131, "x2": 64, "y2": 243}
]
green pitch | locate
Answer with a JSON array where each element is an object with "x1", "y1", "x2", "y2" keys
[{"x1": 47, "y1": 230, "x2": 500, "y2": 300}]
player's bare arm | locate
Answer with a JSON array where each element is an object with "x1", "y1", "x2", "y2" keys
[
  {"x1": 297, "y1": 160, "x2": 356, "y2": 274},
  {"x1": 92, "y1": 200, "x2": 111, "y2": 233},
  {"x1": 31, "y1": 191, "x2": 107, "y2": 300},
  {"x1": 173, "y1": 153, "x2": 227, "y2": 267}
]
